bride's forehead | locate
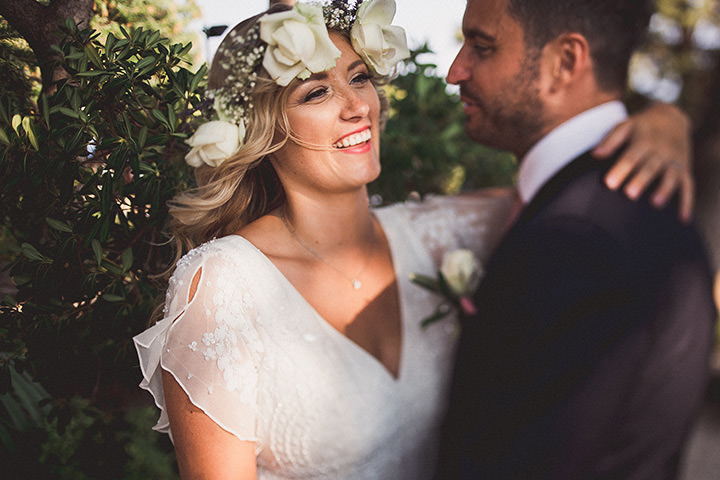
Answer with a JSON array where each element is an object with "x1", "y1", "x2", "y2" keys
[{"x1": 330, "y1": 32, "x2": 364, "y2": 65}]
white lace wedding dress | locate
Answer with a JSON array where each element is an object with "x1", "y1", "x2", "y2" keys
[{"x1": 134, "y1": 193, "x2": 511, "y2": 479}]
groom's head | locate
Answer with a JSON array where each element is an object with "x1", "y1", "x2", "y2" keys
[{"x1": 448, "y1": 0, "x2": 653, "y2": 157}]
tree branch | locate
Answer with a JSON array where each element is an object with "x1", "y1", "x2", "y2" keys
[{"x1": 0, "y1": 0, "x2": 94, "y2": 92}]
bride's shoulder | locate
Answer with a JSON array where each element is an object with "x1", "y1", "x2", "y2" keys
[
  {"x1": 384, "y1": 186, "x2": 515, "y2": 218},
  {"x1": 172, "y1": 235, "x2": 261, "y2": 284},
  {"x1": 178, "y1": 234, "x2": 251, "y2": 264},
  {"x1": 377, "y1": 188, "x2": 516, "y2": 264},
  {"x1": 165, "y1": 234, "x2": 275, "y2": 314}
]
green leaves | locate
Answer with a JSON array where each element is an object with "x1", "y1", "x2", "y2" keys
[
  {"x1": 0, "y1": 3, "x2": 206, "y2": 475},
  {"x1": 20, "y1": 243, "x2": 51, "y2": 264},
  {"x1": 91, "y1": 239, "x2": 103, "y2": 266},
  {"x1": 8, "y1": 114, "x2": 38, "y2": 149},
  {"x1": 120, "y1": 248, "x2": 133, "y2": 273},
  {"x1": 0, "y1": 21, "x2": 203, "y2": 422},
  {"x1": 45, "y1": 218, "x2": 73, "y2": 233}
]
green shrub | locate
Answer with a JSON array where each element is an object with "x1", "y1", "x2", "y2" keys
[{"x1": 0, "y1": 17, "x2": 203, "y2": 414}]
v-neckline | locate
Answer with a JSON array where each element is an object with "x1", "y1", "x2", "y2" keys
[{"x1": 229, "y1": 231, "x2": 406, "y2": 383}]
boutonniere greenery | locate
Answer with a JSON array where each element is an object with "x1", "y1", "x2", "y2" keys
[{"x1": 410, "y1": 249, "x2": 482, "y2": 327}]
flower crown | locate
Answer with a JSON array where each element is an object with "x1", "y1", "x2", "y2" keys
[{"x1": 185, "y1": 0, "x2": 410, "y2": 169}]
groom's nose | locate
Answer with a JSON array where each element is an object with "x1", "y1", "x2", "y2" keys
[{"x1": 447, "y1": 45, "x2": 471, "y2": 85}]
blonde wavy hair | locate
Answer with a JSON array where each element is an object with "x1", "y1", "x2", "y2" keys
[{"x1": 167, "y1": 4, "x2": 390, "y2": 262}]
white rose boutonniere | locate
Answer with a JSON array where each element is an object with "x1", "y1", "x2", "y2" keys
[
  {"x1": 410, "y1": 249, "x2": 483, "y2": 327},
  {"x1": 441, "y1": 249, "x2": 482, "y2": 299},
  {"x1": 350, "y1": 0, "x2": 410, "y2": 76},
  {"x1": 259, "y1": 3, "x2": 341, "y2": 86},
  {"x1": 185, "y1": 120, "x2": 246, "y2": 168}
]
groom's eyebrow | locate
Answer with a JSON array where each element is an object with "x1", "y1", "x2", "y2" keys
[{"x1": 463, "y1": 28, "x2": 496, "y2": 43}]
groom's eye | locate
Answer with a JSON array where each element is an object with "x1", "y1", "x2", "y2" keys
[{"x1": 472, "y1": 44, "x2": 492, "y2": 56}]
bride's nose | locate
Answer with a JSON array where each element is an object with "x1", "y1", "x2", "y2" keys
[{"x1": 340, "y1": 90, "x2": 371, "y2": 120}]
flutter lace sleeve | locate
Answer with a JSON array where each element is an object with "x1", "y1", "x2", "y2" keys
[
  {"x1": 404, "y1": 188, "x2": 516, "y2": 266},
  {"x1": 133, "y1": 238, "x2": 265, "y2": 442}
]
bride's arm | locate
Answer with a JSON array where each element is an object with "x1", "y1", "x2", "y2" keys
[
  {"x1": 593, "y1": 102, "x2": 693, "y2": 222},
  {"x1": 161, "y1": 268, "x2": 258, "y2": 479},
  {"x1": 163, "y1": 369, "x2": 258, "y2": 480}
]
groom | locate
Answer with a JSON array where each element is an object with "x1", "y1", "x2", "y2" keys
[{"x1": 436, "y1": 0, "x2": 717, "y2": 479}]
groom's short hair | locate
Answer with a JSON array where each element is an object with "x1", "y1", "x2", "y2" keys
[{"x1": 507, "y1": 0, "x2": 654, "y2": 92}]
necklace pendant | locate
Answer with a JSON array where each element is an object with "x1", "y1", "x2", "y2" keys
[{"x1": 352, "y1": 279, "x2": 362, "y2": 290}]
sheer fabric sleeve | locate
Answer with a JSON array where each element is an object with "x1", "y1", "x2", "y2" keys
[
  {"x1": 133, "y1": 240, "x2": 265, "y2": 442},
  {"x1": 404, "y1": 188, "x2": 516, "y2": 266}
]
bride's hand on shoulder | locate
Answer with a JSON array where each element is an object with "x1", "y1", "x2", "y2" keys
[{"x1": 592, "y1": 102, "x2": 693, "y2": 223}]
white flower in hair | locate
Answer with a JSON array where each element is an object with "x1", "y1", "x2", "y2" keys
[
  {"x1": 350, "y1": 0, "x2": 410, "y2": 76},
  {"x1": 259, "y1": 3, "x2": 341, "y2": 86},
  {"x1": 185, "y1": 120, "x2": 246, "y2": 168}
]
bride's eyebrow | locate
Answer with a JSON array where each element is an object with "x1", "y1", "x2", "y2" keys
[
  {"x1": 288, "y1": 71, "x2": 329, "y2": 94},
  {"x1": 347, "y1": 60, "x2": 366, "y2": 72},
  {"x1": 293, "y1": 59, "x2": 368, "y2": 90},
  {"x1": 305, "y1": 71, "x2": 329, "y2": 81}
]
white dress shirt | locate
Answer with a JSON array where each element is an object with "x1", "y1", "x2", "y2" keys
[{"x1": 517, "y1": 101, "x2": 629, "y2": 204}]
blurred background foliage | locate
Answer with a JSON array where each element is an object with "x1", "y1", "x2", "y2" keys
[
  {"x1": 0, "y1": 0, "x2": 718, "y2": 478},
  {"x1": 90, "y1": 0, "x2": 201, "y2": 60},
  {"x1": 372, "y1": 45, "x2": 516, "y2": 204}
]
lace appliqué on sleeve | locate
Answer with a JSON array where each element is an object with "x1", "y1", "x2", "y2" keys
[{"x1": 134, "y1": 238, "x2": 265, "y2": 443}]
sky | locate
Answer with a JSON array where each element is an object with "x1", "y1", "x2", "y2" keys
[{"x1": 190, "y1": 0, "x2": 467, "y2": 78}]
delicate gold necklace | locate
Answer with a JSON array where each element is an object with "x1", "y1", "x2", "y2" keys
[{"x1": 280, "y1": 210, "x2": 376, "y2": 290}]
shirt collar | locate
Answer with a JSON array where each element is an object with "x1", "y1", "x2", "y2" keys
[{"x1": 516, "y1": 101, "x2": 628, "y2": 203}]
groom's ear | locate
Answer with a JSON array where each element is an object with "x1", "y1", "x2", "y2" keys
[{"x1": 544, "y1": 32, "x2": 593, "y2": 92}]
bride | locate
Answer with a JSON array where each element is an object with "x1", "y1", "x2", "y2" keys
[{"x1": 134, "y1": 1, "x2": 694, "y2": 478}]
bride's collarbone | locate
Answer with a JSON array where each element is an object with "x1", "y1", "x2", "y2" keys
[
  {"x1": 243, "y1": 221, "x2": 402, "y2": 371},
  {"x1": 301, "y1": 266, "x2": 400, "y2": 327},
  {"x1": 296, "y1": 267, "x2": 402, "y2": 373}
]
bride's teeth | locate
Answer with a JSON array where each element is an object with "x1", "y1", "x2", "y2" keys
[{"x1": 334, "y1": 129, "x2": 371, "y2": 148}]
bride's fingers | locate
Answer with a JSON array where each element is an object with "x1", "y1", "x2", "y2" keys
[
  {"x1": 592, "y1": 120, "x2": 633, "y2": 159},
  {"x1": 650, "y1": 166, "x2": 681, "y2": 208},
  {"x1": 622, "y1": 155, "x2": 664, "y2": 200},
  {"x1": 603, "y1": 145, "x2": 647, "y2": 190},
  {"x1": 649, "y1": 166, "x2": 697, "y2": 224},
  {"x1": 677, "y1": 173, "x2": 695, "y2": 224}
]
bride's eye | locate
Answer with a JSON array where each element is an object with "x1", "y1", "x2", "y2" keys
[
  {"x1": 303, "y1": 87, "x2": 328, "y2": 103},
  {"x1": 351, "y1": 72, "x2": 371, "y2": 85}
]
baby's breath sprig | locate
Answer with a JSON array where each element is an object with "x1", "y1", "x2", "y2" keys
[
  {"x1": 323, "y1": 0, "x2": 362, "y2": 31},
  {"x1": 210, "y1": 22, "x2": 264, "y2": 124}
]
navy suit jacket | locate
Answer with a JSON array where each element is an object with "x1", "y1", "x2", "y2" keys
[{"x1": 436, "y1": 152, "x2": 716, "y2": 479}]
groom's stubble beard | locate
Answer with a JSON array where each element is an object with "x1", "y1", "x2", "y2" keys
[{"x1": 462, "y1": 47, "x2": 546, "y2": 158}]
